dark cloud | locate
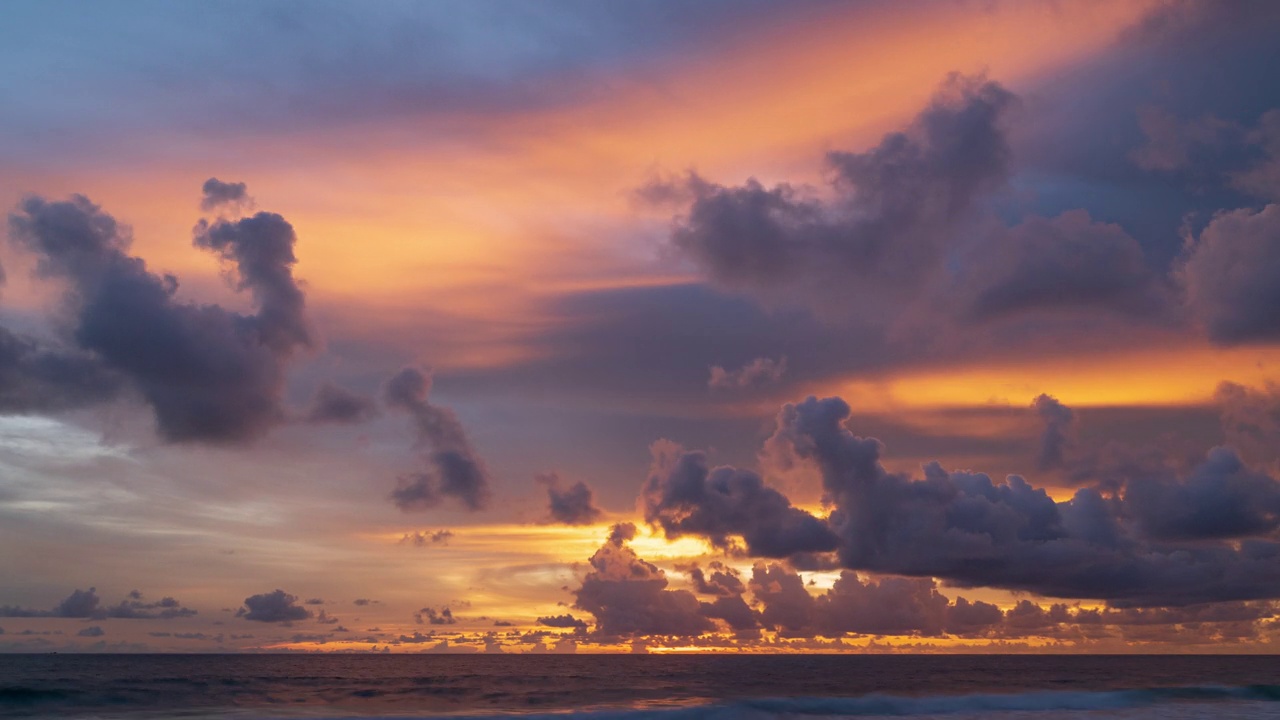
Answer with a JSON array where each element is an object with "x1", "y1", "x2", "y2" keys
[
  {"x1": 400, "y1": 529, "x2": 454, "y2": 547},
  {"x1": 237, "y1": 590, "x2": 311, "y2": 623},
  {"x1": 1216, "y1": 381, "x2": 1280, "y2": 467},
  {"x1": 688, "y1": 562, "x2": 746, "y2": 597},
  {"x1": 538, "y1": 472, "x2": 603, "y2": 525},
  {"x1": 6, "y1": 190, "x2": 312, "y2": 442},
  {"x1": 749, "y1": 563, "x2": 1278, "y2": 641},
  {"x1": 199, "y1": 178, "x2": 251, "y2": 212},
  {"x1": 662, "y1": 74, "x2": 1014, "y2": 310},
  {"x1": 1033, "y1": 394, "x2": 1075, "y2": 471},
  {"x1": 0, "y1": 326, "x2": 122, "y2": 413},
  {"x1": 384, "y1": 366, "x2": 492, "y2": 511},
  {"x1": 768, "y1": 395, "x2": 1280, "y2": 606},
  {"x1": 415, "y1": 607, "x2": 456, "y2": 625},
  {"x1": 572, "y1": 533, "x2": 713, "y2": 638},
  {"x1": 303, "y1": 382, "x2": 378, "y2": 424},
  {"x1": 0, "y1": 588, "x2": 195, "y2": 619},
  {"x1": 1178, "y1": 203, "x2": 1280, "y2": 344},
  {"x1": 957, "y1": 211, "x2": 1167, "y2": 322},
  {"x1": 353, "y1": 598, "x2": 378, "y2": 606},
  {"x1": 708, "y1": 356, "x2": 786, "y2": 391},
  {"x1": 641, "y1": 439, "x2": 837, "y2": 558},
  {"x1": 536, "y1": 613, "x2": 587, "y2": 632},
  {"x1": 76, "y1": 626, "x2": 104, "y2": 638},
  {"x1": 1124, "y1": 446, "x2": 1280, "y2": 542}
]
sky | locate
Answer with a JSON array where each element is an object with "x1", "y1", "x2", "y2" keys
[{"x1": 2, "y1": 0, "x2": 1280, "y2": 654}]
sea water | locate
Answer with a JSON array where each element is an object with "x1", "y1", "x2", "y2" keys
[{"x1": 0, "y1": 654, "x2": 1277, "y2": 718}]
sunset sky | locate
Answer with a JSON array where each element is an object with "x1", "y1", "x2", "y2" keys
[{"x1": 3, "y1": 0, "x2": 1280, "y2": 653}]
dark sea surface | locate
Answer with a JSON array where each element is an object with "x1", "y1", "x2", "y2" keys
[{"x1": 0, "y1": 654, "x2": 1277, "y2": 719}]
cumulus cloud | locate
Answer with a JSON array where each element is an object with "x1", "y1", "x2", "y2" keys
[
  {"x1": 572, "y1": 530, "x2": 713, "y2": 638},
  {"x1": 1216, "y1": 381, "x2": 1280, "y2": 467},
  {"x1": 199, "y1": 177, "x2": 252, "y2": 212},
  {"x1": 384, "y1": 366, "x2": 493, "y2": 511},
  {"x1": 641, "y1": 439, "x2": 837, "y2": 557},
  {"x1": 774, "y1": 395, "x2": 1280, "y2": 605},
  {"x1": 957, "y1": 211, "x2": 1165, "y2": 322},
  {"x1": 1033, "y1": 394, "x2": 1076, "y2": 471},
  {"x1": 6, "y1": 188, "x2": 312, "y2": 442},
  {"x1": 303, "y1": 382, "x2": 378, "y2": 424},
  {"x1": 415, "y1": 607, "x2": 456, "y2": 625},
  {"x1": 660, "y1": 74, "x2": 1015, "y2": 311},
  {"x1": 400, "y1": 529, "x2": 454, "y2": 546},
  {"x1": 536, "y1": 613, "x2": 588, "y2": 633},
  {"x1": 538, "y1": 472, "x2": 603, "y2": 525},
  {"x1": 636, "y1": 395, "x2": 1280, "y2": 607},
  {"x1": 0, "y1": 588, "x2": 196, "y2": 619},
  {"x1": 1178, "y1": 203, "x2": 1280, "y2": 344},
  {"x1": 237, "y1": 590, "x2": 311, "y2": 623},
  {"x1": 76, "y1": 626, "x2": 105, "y2": 637},
  {"x1": 707, "y1": 356, "x2": 787, "y2": 391}
]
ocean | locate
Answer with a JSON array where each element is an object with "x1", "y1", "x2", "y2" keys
[{"x1": 0, "y1": 654, "x2": 1277, "y2": 719}]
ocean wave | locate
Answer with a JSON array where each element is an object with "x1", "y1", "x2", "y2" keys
[
  {"x1": 2, "y1": 683, "x2": 1278, "y2": 718},
  {"x1": 323, "y1": 685, "x2": 1280, "y2": 719}
]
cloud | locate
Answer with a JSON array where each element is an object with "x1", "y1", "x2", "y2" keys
[
  {"x1": 708, "y1": 356, "x2": 786, "y2": 391},
  {"x1": 0, "y1": 588, "x2": 196, "y2": 619},
  {"x1": 199, "y1": 178, "x2": 252, "y2": 212},
  {"x1": 400, "y1": 529, "x2": 454, "y2": 547},
  {"x1": 641, "y1": 439, "x2": 837, "y2": 558},
  {"x1": 956, "y1": 211, "x2": 1166, "y2": 322},
  {"x1": 572, "y1": 531, "x2": 713, "y2": 638},
  {"x1": 687, "y1": 562, "x2": 746, "y2": 597},
  {"x1": 76, "y1": 626, "x2": 104, "y2": 638},
  {"x1": 661, "y1": 74, "x2": 1015, "y2": 311},
  {"x1": 765, "y1": 395, "x2": 1280, "y2": 606},
  {"x1": 1033, "y1": 394, "x2": 1076, "y2": 471},
  {"x1": 536, "y1": 613, "x2": 588, "y2": 632},
  {"x1": 537, "y1": 472, "x2": 603, "y2": 525},
  {"x1": 1216, "y1": 381, "x2": 1280, "y2": 467},
  {"x1": 6, "y1": 189, "x2": 312, "y2": 442},
  {"x1": 0, "y1": 326, "x2": 122, "y2": 414},
  {"x1": 415, "y1": 607, "x2": 456, "y2": 625},
  {"x1": 749, "y1": 563, "x2": 1279, "y2": 641},
  {"x1": 384, "y1": 366, "x2": 492, "y2": 511},
  {"x1": 237, "y1": 590, "x2": 311, "y2": 623},
  {"x1": 303, "y1": 382, "x2": 378, "y2": 424},
  {"x1": 1178, "y1": 203, "x2": 1280, "y2": 344}
]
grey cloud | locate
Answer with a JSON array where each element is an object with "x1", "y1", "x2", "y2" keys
[
  {"x1": 688, "y1": 562, "x2": 745, "y2": 597},
  {"x1": 665, "y1": 74, "x2": 1015, "y2": 309},
  {"x1": 1216, "y1": 381, "x2": 1280, "y2": 467},
  {"x1": 0, "y1": 588, "x2": 196, "y2": 620},
  {"x1": 400, "y1": 529, "x2": 454, "y2": 546},
  {"x1": 76, "y1": 626, "x2": 104, "y2": 637},
  {"x1": 1033, "y1": 394, "x2": 1075, "y2": 471},
  {"x1": 415, "y1": 607, "x2": 456, "y2": 625},
  {"x1": 6, "y1": 190, "x2": 312, "y2": 443},
  {"x1": 708, "y1": 356, "x2": 786, "y2": 391},
  {"x1": 958, "y1": 211, "x2": 1166, "y2": 322},
  {"x1": 385, "y1": 366, "x2": 492, "y2": 511},
  {"x1": 572, "y1": 534, "x2": 713, "y2": 638},
  {"x1": 237, "y1": 590, "x2": 311, "y2": 623},
  {"x1": 199, "y1": 178, "x2": 251, "y2": 212},
  {"x1": 641, "y1": 440, "x2": 837, "y2": 558},
  {"x1": 0, "y1": 326, "x2": 122, "y2": 414},
  {"x1": 1178, "y1": 203, "x2": 1280, "y2": 344},
  {"x1": 750, "y1": 563, "x2": 1278, "y2": 641},
  {"x1": 1124, "y1": 446, "x2": 1280, "y2": 541},
  {"x1": 304, "y1": 382, "x2": 378, "y2": 424},
  {"x1": 536, "y1": 613, "x2": 587, "y2": 632},
  {"x1": 767, "y1": 395, "x2": 1280, "y2": 605},
  {"x1": 538, "y1": 472, "x2": 603, "y2": 525}
]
